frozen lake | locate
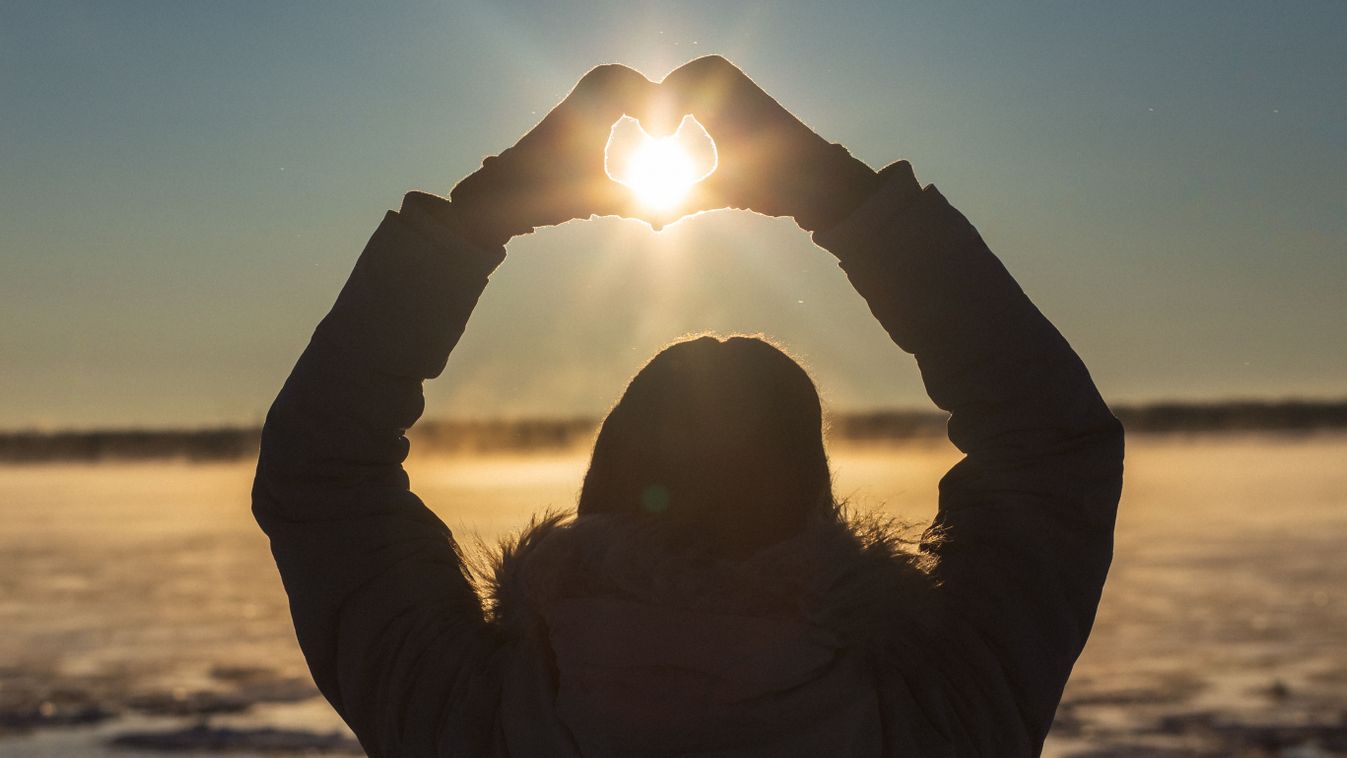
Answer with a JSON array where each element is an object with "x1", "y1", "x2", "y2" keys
[{"x1": 2, "y1": 436, "x2": 1345, "y2": 756}]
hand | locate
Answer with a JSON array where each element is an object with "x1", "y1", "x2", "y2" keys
[
  {"x1": 656, "y1": 56, "x2": 881, "y2": 231},
  {"x1": 447, "y1": 64, "x2": 661, "y2": 247},
  {"x1": 444, "y1": 57, "x2": 880, "y2": 246}
]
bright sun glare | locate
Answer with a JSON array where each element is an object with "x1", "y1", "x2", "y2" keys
[
  {"x1": 606, "y1": 115, "x2": 717, "y2": 212},
  {"x1": 624, "y1": 137, "x2": 700, "y2": 210}
]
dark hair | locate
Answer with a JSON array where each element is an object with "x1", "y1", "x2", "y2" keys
[{"x1": 577, "y1": 335, "x2": 834, "y2": 556}]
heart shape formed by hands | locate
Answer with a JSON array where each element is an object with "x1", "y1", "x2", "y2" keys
[
  {"x1": 449, "y1": 56, "x2": 877, "y2": 244},
  {"x1": 604, "y1": 115, "x2": 717, "y2": 211}
]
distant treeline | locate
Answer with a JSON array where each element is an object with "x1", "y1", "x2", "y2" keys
[
  {"x1": 0, "y1": 427, "x2": 263, "y2": 464},
  {"x1": 2, "y1": 400, "x2": 1344, "y2": 463}
]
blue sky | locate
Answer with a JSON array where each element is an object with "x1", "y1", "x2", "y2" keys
[{"x1": 2, "y1": 1, "x2": 1344, "y2": 427}]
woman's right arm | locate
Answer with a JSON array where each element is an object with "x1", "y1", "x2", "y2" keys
[
  {"x1": 252, "y1": 196, "x2": 510, "y2": 757},
  {"x1": 253, "y1": 64, "x2": 666, "y2": 756}
]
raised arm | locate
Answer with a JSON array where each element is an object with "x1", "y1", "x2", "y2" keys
[
  {"x1": 252, "y1": 198, "x2": 509, "y2": 756},
  {"x1": 252, "y1": 65, "x2": 661, "y2": 757},
  {"x1": 659, "y1": 55, "x2": 1124, "y2": 754},
  {"x1": 814, "y1": 162, "x2": 1123, "y2": 752}
]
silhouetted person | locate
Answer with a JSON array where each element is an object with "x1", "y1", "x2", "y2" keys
[{"x1": 254, "y1": 57, "x2": 1124, "y2": 757}]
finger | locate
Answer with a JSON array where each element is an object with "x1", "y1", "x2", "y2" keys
[
  {"x1": 630, "y1": 90, "x2": 686, "y2": 138},
  {"x1": 586, "y1": 171, "x2": 634, "y2": 218},
  {"x1": 516, "y1": 64, "x2": 657, "y2": 155},
  {"x1": 602, "y1": 115, "x2": 646, "y2": 184},
  {"x1": 613, "y1": 56, "x2": 748, "y2": 139},
  {"x1": 563, "y1": 64, "x2": 662, "y2": 129},
  {"x1": 673, "y1": 115, "x2": 719, "y2": 183},
  {"x1": 659, "y1": 55, "x2": 805, "y2": 146},
  {"x1": 656, "y1": 55, "x2": 758, "y2": 136},
  {"x1": 587, "y1": 174, "x2": 666, "y2": 228},
  {"x1": 680, "y1": 173, "x2": 739, "y2": 214},
  {"x1": 658, "y1": 54, "x2": 749, "y2": 98}
]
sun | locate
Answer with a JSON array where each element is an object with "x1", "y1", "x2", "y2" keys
[
  {"x1": 623, "y1": 136, "x2": 701, "y2": 210},
  {"x1": 605, "y1": 115, "x2": 717, "y2": 213}
]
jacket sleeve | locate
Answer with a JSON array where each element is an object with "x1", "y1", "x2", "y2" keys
[
  {"x1": 814, "y1": 162, "x2": 1124, "y2": 752},
  {"x1": 252, "y1": 196, "x2": 508, "y2": 757}
]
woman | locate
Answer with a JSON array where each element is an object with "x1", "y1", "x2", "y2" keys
[{"x1": 253, "y1": 57, "x2": 1124, "y2": 757}]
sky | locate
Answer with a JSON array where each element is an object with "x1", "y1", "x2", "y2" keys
[{"x1": 1, "y1": 1, "x2": 1344, "y2": 428}]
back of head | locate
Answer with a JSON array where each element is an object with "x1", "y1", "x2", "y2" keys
[{"x1": 577, "y1": 335, "x2": 834, "y2": 557}]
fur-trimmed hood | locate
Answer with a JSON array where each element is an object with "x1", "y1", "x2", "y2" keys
[
  {"x1": 471, "y1": 511, "x2": 941, "y2": 756},
  {"x1": 476, "y1": 510, "x2": 939, "y2": 648}
]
